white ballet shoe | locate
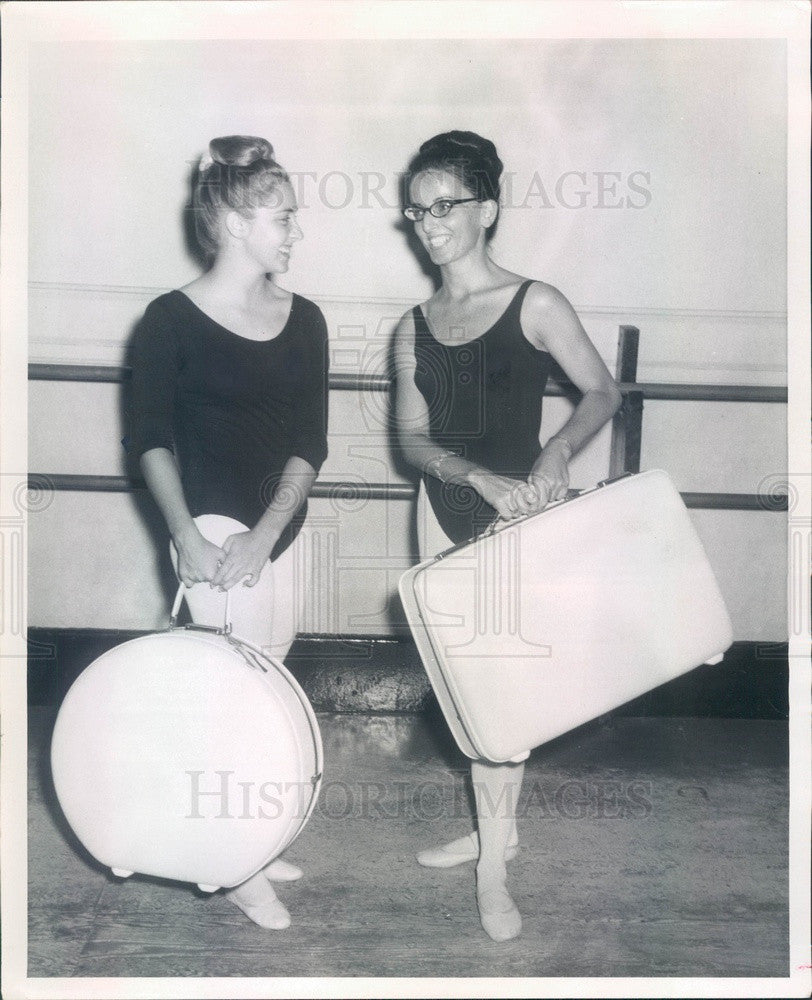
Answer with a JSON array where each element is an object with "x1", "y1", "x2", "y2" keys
[
  {"x1": 417, "y1": 831, "x2": 518, "y2": 868},
  {"x1": 225, "y1": 882, "x2": 291, "y2": 930},
  {"x1": 476, "y1": 885, "x2": 522, "y2": 942},
  {"x1": 262, "y1": 858, "x2": 304, "y2": 882}
]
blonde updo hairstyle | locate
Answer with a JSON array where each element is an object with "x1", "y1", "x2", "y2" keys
[{"x1": 194, "y1": 135, "x2": 288, "y2": 261}]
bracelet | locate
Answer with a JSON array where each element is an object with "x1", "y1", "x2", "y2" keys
[
  {"x1": 424, "y1": 452, "x2": 457, "y2": 483},
  {"x1": 546, "y1": 436, "x2": 574, "y2": 461}
]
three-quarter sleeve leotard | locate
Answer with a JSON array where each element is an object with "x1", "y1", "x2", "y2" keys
[{"x1": 129, "y1": 290, "x2": 329, "y2": 561}]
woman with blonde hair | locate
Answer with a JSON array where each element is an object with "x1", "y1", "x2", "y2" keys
[{"x1": 130, "y1": 135, "x2": 329, "y2": 930}]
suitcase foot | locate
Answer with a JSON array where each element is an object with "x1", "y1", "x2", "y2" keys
[
  {"x1": 110, "y1": 868, "x2": 133, "y2": 879},
  {"x1": 197, "y1": 883, "x2": 220, "y2": 893}
]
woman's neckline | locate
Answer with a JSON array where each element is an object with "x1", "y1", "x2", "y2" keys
[
  {"x1": 172, "y1": 288, "x2": 296, "y2": 343},
  {"x1": 417, "y1": 280, "x2": 531, "y2": 347}
]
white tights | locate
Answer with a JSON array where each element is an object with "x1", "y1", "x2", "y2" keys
[
  {"x1": 169, "y1": 513, "x2": 301, "y2": 661},
  {"x1": 416, "y1": 484, "x2": 525, "y2": 858},
  {"x1": 169, "y1": 513, "x2": 304, "y2": 926}
]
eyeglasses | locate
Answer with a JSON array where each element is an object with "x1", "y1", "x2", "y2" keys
[{"x1": 402, "y1": 197, "x2": 480, "y2": 222}]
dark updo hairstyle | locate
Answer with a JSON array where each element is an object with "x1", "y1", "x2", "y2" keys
[
  {"x1": 406, "y1": 130, "x2": 503, "y2": 205},
  {"x1": 193, "y1": 135, "x2": 289, "y2": 261}
]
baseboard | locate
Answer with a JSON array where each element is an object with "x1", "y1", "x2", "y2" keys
[
  {"x1": 25, "y1": 628, "x2": 432, "y2": 713},
  {"x1": 27, "y1": 629, "x2": 788, "y2": 719}
]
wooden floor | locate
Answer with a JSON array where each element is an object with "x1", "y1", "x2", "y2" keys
[{"x1": 28, "y1": 706, "x2": 789, "y2": 980}]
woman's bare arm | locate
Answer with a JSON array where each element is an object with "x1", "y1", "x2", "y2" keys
[
  {"x1": 139, "y1": 447, "x2": 225, "y2": 586},
  {"x1": 522, "y1": 282, "x2": 623, "y2": 500},
  {"x1": 211, "y1": 456, "x2": 317, "y2": 590},
  {"x1": 393, "y1": 311, "x2": 541, "y2": 520}
]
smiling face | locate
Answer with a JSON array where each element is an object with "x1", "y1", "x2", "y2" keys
[
  {"x1": 408, "y1": 169, "x2": 493, "y2": 266},
  {"x1": 240, "y1": 179, "x2": 303, "y2": 273}
]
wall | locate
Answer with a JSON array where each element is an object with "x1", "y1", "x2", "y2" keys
[{"x1": 26, "y1": 37, "x2": 788, "y2": 639}]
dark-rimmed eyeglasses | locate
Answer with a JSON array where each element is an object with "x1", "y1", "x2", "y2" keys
[{"x1": 402, "y1": 198, "x2": 480, "y2": 222}]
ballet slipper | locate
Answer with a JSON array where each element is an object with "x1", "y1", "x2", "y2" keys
[
  {"x1": 417, "y1": 831, "x2": 518, "y2": 868},
  {"x1": 262, "y1": 858, "x2": 304, "y2": 882},
  {"x1": 225, "y1": 877, "x2": 291, "y2": 930},
  {"x1": 476, "y1": 885, "x2": 522, "y2": 942}
]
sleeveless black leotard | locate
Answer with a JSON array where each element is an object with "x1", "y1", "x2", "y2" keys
[{"x1": 412, "y1": 279, "x2": 553, "y2": 543}]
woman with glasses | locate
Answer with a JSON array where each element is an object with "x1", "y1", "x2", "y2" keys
[
  {"x1": 393, "y1": 131, "x2": 621, "y2": 941},
  {"x1": 129, "y1": 135, "x2": 328, "y2": 931}
]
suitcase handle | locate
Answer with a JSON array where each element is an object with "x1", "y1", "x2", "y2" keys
[
  {"x1": 479, "y1": 486, "x2": 583, "y2": 539},
  {"x1": 596, "y1": 471, "x2": 635, "y2": 489},
  {"x1": 168, "y1": 583, "x2": 233, "y2": 636}
]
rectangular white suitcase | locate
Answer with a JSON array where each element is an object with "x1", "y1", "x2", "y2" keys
[{"x1": 398, "y1": 470, "x2": 733, "y2": 763}]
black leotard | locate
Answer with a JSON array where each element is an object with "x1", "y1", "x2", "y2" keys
[
  {"x1": 129, "y1": 289, "x2": 328, "y2": 560},
  {"x1": 412, "y1": 279, "x2": 552, "y2": 543}
]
